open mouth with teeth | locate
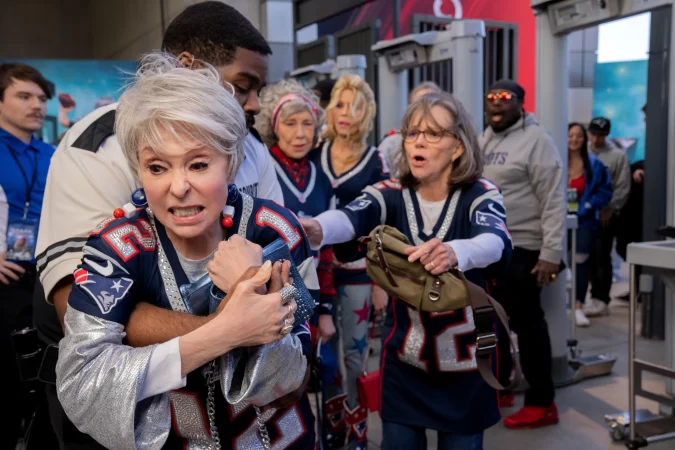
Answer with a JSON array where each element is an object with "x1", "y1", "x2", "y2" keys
[{"x1": 170, "y1": 206, "x2": 204, "y2": 217}]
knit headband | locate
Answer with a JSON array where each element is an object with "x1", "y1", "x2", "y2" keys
[{"x1": 271, "y1": 93, "x2": 319, "y2": 132}]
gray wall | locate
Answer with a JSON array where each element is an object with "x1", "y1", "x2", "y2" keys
[{"x1": 0, "y1": 0, "x2": 293, "y2": 81}]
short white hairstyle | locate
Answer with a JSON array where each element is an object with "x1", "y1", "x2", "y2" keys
[
  {"x1": 258, "y1": 79, "x2": 324, "y2": 149},
  {"x1": 116, "y1": 52, "x2": 247, "y2": 182}
]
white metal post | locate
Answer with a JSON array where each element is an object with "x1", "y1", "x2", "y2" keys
[
  {"x1": 376, "y1": 54, "x2": 409, "y2": 136},
  {"x1": 451, "y1": 32, "x2": 484, "y2": 132},
  {"x1": 534, "y1": 10, "x2": 571, "y2": 384}
]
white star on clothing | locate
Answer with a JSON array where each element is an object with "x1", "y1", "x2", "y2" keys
[{"x1": 111, "y1": 280, "x2": 124, "y2": 293}]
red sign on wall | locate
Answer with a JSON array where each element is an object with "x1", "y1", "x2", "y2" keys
[{"x1": 319, "y1": 0, "x2": 536, "y2": 112}]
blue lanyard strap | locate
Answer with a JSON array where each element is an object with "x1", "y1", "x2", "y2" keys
[{"x1": 4, "y1": 142, "x2": 38, "y2": 219}]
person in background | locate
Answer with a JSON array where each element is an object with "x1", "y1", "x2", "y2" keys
[
  {"x1": 567, "y1": 123, "x2": 612, "y2": 327},
  {"x1": 312, "y1": 78, "x2": 337, "y2": 146},
  {"x1": 0, "y1": 62, "x2": 56, "y2": 449},
  {"x1": 258, "y1": 79, "x2": 340, "y2": 446},
  {"x1": 479, "y1": 79, "x2": 566, "y2": 429},
  {"x1": 378, "y1": 81, "x2": 442, "y2": 178},
  {"x1": 309, "y1": 73, "x2": 388, "y2": 450},
  {"x1": 34, "y1": 3, "x2": 285, "y2": 448},
  {"x1": 585, "y1": 117, "x2": 631, "y2": 317},
  {"x1": 616, "y1": 106, "x2": 646, "y2": 300},
  {"x1": 301, "y1": 91, "x2": 512, "y2": 450}
]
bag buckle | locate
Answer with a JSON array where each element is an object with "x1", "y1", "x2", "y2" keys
[
  {"x1": 475, "y1": 332, "x2": 497, "y2": 356},
  {"x1": 428, "y1": 278, "x2": 441, "y2": 302},
  {"x1": 473, "y1": 306, "x2": 497, "y2": 356}
]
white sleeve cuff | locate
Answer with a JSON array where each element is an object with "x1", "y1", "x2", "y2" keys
[
  {"x1": 138, "y1": 337, "x2": 186, "y2": 402},
  {"x1": 314, "y1": 210, "x2": 356, "y2": 249},
  {"x1": 448, "y1": 233, "x2": 505, "y2": 272}
]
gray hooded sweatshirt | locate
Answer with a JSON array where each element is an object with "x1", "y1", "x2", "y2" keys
[
  {"x1": 479, "y1": 113, "x2": 566, "y2": 264},
  {"x1": 590, "y1": 139, "x2": 630, "y2": 213}
]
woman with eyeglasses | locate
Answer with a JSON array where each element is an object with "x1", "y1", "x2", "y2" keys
[
  {"x1": 567, "y1": 123, "x2": 612, "y2": 327},
  {"x1": 308, "y1": 73, "x2": 389, "y2": 449},
  {"x1": 301, "y1": 91, "x2": 512, "y2": 450}
]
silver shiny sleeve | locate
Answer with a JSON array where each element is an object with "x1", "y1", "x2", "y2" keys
[
  {"x1": 56, "y1": 308, "x2": 171, "y2": 450},
  {"x1": 220, "y1": 333, "x2": 307, "y2": 406}
]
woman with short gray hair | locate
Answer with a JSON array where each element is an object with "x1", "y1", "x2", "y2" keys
[
  {"x1": 301, "y1": 91, "x2": 513, "y2": 449},
  {"x1": 56, "y1": 53, "x2": 318, "y2": 450}
]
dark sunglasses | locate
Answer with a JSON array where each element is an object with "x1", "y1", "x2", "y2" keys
[{"x1": 486, "y1": 91, "x2": 517, "y2": 102}]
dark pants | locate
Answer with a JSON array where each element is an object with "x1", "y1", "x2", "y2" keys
[
  {"x1": 492, "y1": 248, "x2": 555, "y2": 408},
  {"x1": 381, "y1": 421, "x2": 483, "y2": 450},
  {"x1": 590, "y1": 217, "x2": 617, "y2": 303},
  {"x1": 573, "y1": 226, "x2": 595, "y2": 304},
  {"x1": 0, "y1": 263, "x2": 49, "y2": 449}
]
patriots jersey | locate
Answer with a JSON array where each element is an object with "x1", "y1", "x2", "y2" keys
[
  {"x1": 310, "y1": 141, "x2": 389, "y2": 285},
  {"x1": 337, "y1": 179, "x2": 512, "y2": 434},
  {"x1": 68, "y1": 194, "x2": 318, "y2": 449}
]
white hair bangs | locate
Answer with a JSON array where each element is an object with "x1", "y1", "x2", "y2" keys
[{"x1": 116, "y1": 52, "x2": 247, "y2": 181}]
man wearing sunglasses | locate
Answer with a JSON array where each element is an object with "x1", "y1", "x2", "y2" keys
[{"x1": 479, "y1": 80, "x2": 566, "y2": 430}]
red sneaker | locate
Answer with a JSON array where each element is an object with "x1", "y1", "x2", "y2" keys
[
  {"x1": 503, "y1": 403, "x2": 559, "y2": 429},
  {"x1": 499, "y1": 393, "x2": 515, "y2": 408}
]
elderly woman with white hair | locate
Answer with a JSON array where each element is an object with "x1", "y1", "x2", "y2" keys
[
  {"x1": 55, "y1": 54, "x2": 318, "y2": 450},
  {"x1": 301, "y1": 91, "x2": 513, "y2": 449}
]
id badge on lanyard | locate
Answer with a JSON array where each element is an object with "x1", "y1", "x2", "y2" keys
[{"x1": 5, "y1": 143, "x2": 39, "y2": 262}]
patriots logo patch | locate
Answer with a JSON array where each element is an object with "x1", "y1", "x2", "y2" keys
[
  {"x1": 345, "y1": 195, "x2": 371, "y2": 212},
  {"x1": 74, "y1": 268, "x2": 133, "y2": 314},
  {"x1": 475, "y1": 211, "x2": 512, "y2": 240}
]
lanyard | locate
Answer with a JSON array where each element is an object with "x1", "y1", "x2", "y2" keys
[{"x1": 4, "y1": 142, "x2": 38, "y2": 220}]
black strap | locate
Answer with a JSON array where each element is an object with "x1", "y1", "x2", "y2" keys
[
  {"x1": 4, "y1": 142, "x2": 38, "y2": 218},
  {"x1": 466, "y1": 280, "x2": 522, "y2": 392}
]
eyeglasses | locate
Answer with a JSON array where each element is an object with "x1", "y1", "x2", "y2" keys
[
  {"x1": 401, "y1": 128, "x2": 455, "y2": 143},
  {"x1": 486, "y1": 91, "x2": 516, "y2": 102}
]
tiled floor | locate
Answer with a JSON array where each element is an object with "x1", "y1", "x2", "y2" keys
[{"x1": 347, "y1": 279, "x2": 675, "y2": 449}]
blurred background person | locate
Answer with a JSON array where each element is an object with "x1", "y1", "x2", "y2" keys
[{"x1": 567, "y1": 123, "x2": 612, "y2": 327}]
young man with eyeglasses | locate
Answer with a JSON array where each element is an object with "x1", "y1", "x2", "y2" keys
[{"x1": 479, "y1": 80, "x2": 566, "y2": 429}]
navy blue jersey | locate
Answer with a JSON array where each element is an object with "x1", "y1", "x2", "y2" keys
[
  {"x1": 310, "y1": 141, "x2": 389, "y2": 285},
  {"x1": 337, "y1": 179, "x2": 512, "y2": 433},
  {"x1": 68, "y1": 193, "x2": 318, "y2": 450}
]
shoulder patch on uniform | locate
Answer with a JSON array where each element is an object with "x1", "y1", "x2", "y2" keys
[
  {"x1": 479, "y1": 178, "x2": 499, "y2": 191},
  {"x1": 373, "y1": 179, "x2": 401, "y2": 191},
  {"x1": 248, "y1": 127, "x2": 264, "y2": 144},
  {"x1": 71, "y1": 110, "x2": 116, "y2": 153}
]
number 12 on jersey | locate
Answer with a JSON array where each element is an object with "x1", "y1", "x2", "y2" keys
[{"x1": 398, "y1": 307, "x2": 479, "y2": 372}]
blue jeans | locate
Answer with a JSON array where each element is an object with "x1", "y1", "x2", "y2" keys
[
  {"x1": 381, "y1": 421, "x2": 483, "y2": 450},
  {"x1": 573, "y1": 226, "x2": 595, "y2": 304}
]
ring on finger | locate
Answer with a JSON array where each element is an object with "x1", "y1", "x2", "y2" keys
[
  {"x1": 278, "y1": 285, "x2": 297, "y2": 306},
  {"x1": 280, "y1": 323, "x2": 293, "y2": 336},
  {"x1": 430, "y1": 261, "x2": 436, "y2": 270}
]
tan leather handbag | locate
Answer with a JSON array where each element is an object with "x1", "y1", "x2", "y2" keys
[{"x1": 360, "y1": 225, "x2": 521, "y2": 391}]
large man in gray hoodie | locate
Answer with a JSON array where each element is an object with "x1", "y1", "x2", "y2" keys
[
  {"x1": 586, "y1": 117, "x2": 631, "y2": 317},
  {"x1": 479, "y1": 80, "x2": 566, "y2": 429}
]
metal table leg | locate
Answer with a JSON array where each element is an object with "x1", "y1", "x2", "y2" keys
[{"x1": 629, "y1": 263, "x2": 637, "y2": 444}]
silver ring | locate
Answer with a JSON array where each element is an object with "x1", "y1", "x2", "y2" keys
[
  {"x1": 278, "y1": 284, "x2": 297, "y2": 306},
  {"x1": 280, "y1": 323, "x2": 293, "y2": 336}
]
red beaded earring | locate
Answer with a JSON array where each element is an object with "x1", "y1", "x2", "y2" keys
[{"x1": 221, "y1": 205, "x2": 235, "y2": 228}]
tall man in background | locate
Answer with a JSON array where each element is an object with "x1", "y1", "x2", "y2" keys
[
  {"x1": 585, "y1": 117, "x2": 631, "y2": 316},
  {"x1": 480, "y1": 80, "x2": 566, "y2": 429}
]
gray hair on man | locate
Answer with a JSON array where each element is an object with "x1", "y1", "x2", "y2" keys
[
  {"x1": 257, "y1": 79, "x2": 324, "y2": 149},
  {"x1": 116, "y1": 52, "x2": 247, "y2": 182}
]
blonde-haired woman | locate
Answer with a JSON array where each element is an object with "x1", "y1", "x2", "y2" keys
[
  {"x1": 309, "y1": 73, "x2": 388, "y2": 449},
  {"x1": 302, "y1": 91, "x2": 512, "y2": 449}
]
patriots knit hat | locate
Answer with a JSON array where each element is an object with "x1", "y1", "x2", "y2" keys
[
  {"x1": 589, "y1": 117, "x2": 611, "y2": 134},
  {"x1": 489, "y1": 79, "x2": 525, "y2": 103},
  {"x1": 312, "y1": 78, "x2": 337, "y2": 103}
]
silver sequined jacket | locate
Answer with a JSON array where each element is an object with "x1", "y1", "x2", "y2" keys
[{"x1": 56, "y1": 205, "x2": 316, "y2": 449}]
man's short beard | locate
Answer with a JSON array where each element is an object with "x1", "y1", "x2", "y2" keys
[{"x1": 246, "y1": 114, "x2": 255, "y2": 130}]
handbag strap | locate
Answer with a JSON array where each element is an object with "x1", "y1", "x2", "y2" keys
[
  {"x1": 360, "y1": 316, "x2": 378, "y2": 375},
  {"x1": 466, "y1": 281, "x2": 522, "y2": 391}
]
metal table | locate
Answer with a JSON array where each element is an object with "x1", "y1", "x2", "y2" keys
[{"x1": 607, "y1": 240, "x2": 675, "y2": 448}]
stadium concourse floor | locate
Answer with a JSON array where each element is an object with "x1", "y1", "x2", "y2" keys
[{"x1": 326, "y1": 272, "x2": 675, "y2": 450}]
